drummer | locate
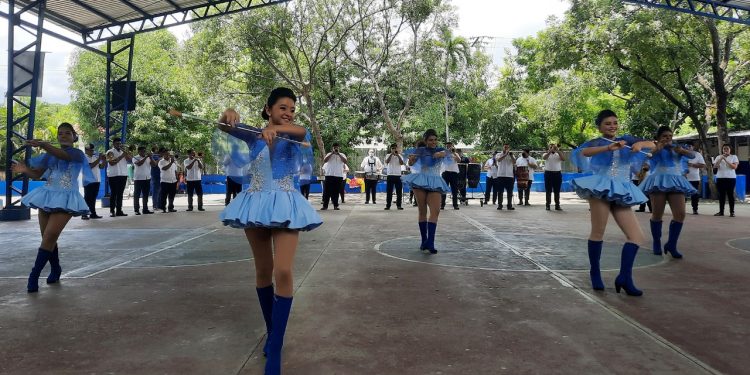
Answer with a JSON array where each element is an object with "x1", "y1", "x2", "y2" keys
[
  {"x1": 456, "y1": 149, "x2": 470, "y2": 202},
  {"x1": 360, "y1": 149, "x2": 383, "y2": 204},
  {"x1": 515, "y1": 149, "x2": 537, "y2": 206}
]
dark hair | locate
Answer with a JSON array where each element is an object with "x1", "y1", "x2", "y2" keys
[
  {"x1": 58, "y1": 122, "x2": 78, "y2": 141},
  {"x1": 595, "y1": 109, "x2": 617, "y2": 127},
  {"x1": 86, "y1": 143, "x2": 95, "y2": 150},
  {"x1": 523, "y1": 148, "x2": 531, "y2": 154},
  {"x1": 112, "y1": 137, "x2": 122, "y2": 142},
  {"x1": 187, "y1": 149, "x2": 194, "y2": 154},
  {"x1": 423, "y1": 129, "x2": 438, "y2": 141},
  {"x1": 137, "y1": 146, "x2": 146, "y2": 151},
  {"x1": 261, "y1": 87, "x2": 297, "y2": 120},
  {"x1": 159, "y1": 147, "x2": 168, "y2": 154},
  {"x1": 655, "y1": 125, "x2": 672, "y2": 139},
  {"x1": 332, "y1": 142, "x2": 340, "y2": 147},
  {"x1": 390, "y1": 143, "x2": 397, "y2": 149},
  {"x1": 151, "y1": 146, "x2": 158, "y2": 152}
]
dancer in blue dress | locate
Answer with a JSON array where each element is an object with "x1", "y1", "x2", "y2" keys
[
  {"x1": 216, "y1": 87, "x2": 321, "y2": 375},
  {"x1": 638, "y1": 126, "x2": 696, "y2": 258},
  {"x1": 12, "y1": 123, "x2": 93, "y2": 293},
  {"x1": 571, "y1": 110, "x2": 655, "y2": 296},
  {"x1": 402, "y1": 129, "x2": 453, "y2": 254}
]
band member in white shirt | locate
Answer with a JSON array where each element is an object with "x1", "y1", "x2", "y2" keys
[
  {"x1": 494, "y1": 144, "x2": 516, "y2": 210},
  {"x1": 158, "y1": 148, "x2": 178, "y2": 213},
  {"x1": 384, "y1": 143, "x2": 405, "y2": 210},
  {"x1": 360, "y1": 149, "x2": 383, "y2": 204},
  {"x1": 106, "y1": 137, "x2": 132, "y2": 217},
  {"x1": 223, "y1": 143, "x2": 246, "y2": 205},
  {"x1": 322, "y1": 142, "x2": 347, "y2": 210},
  {"x1": 132, "y1": 146, "x2": 156, "y2": 215},
  {"x1": 82, "y1": 143, "x2": 105, "y2": 219},
  {"x1": 440, "y1": 141, "x2": 462, "y2": 210},
  {"x1": 542, "y1": 144, "x2": 565, "y2": 210},
  {"x1": 712, "y1": 145, "x2": 739, "y2": 217},
  {"x1": 515, "y1": 149, "x2": 538, "y2": 206},
  {"x1": 484, "y1": 151, "x2": 498, "y2": 205},
  {"x1": 685, "y1": 142, "x2": 705, "y2": 215},
  {"x1": 184, "y1": 149, "x2": 205, "y2": 211}
]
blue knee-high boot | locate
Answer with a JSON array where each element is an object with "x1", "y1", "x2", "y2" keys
[
  {"x1": 664, "y1": 220, "x2": 684, "y2": 259},
  {"x1": 425, "y1": 222, "x2": 438, "y2": 254},
  {"x1": 28, "y1": 248, "x2": 52, "y2": 293},
  {"x1": 265, "y1": 295, "x2": 293, "y2": 375},
  {"x1": 614, "y1": 243, "x2": 643, "y2": 296},
  {"x1": 649, "y1": 220, "x2": 662, "y2": 255},
  {"x1": 47, "y1": 245, "x2": 61, "y2": 284},
  {"x1": 587, "y1": 240, "x2": 605, "y2": 290},
  {"x1": 418, "y1": 221, "x2": 428, "y2": 250},
  {"x1": 256, "y1": 284, "x2": 274, "y2": 356}
]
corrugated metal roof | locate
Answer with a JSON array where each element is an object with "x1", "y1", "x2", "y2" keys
[{"x1": 6, "y1": 0, "x2": 287, "y2": 44}]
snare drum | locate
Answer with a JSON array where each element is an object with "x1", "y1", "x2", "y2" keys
[
  {"x1": 516, "y1": 166, "x2": 530, "y2": 188},
  {"x1": 354, "y1": 171, "x2": 366, "y2": 179}
]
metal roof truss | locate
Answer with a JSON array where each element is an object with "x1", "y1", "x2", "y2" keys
[{"x1": 624, "y1": 0, "x2": 750, "y2": 25}]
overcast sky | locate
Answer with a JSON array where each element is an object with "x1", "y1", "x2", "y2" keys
[{"x1": 0, "y1": 0, "x2": 570, "y2": 104}]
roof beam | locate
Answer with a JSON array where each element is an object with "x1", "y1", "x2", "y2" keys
[
  {"x1": 117, "y1": 0, "x2": 150, "y2": 18},
  {"x1": 0, "y1": 9, "x2": 107, "y2": 56},
  {"x1": 71, "y1": 0, "x2": 118, "y2": 24},
  {"x1": 624, "y1": 0, "x2": 750, "y2": 25}
]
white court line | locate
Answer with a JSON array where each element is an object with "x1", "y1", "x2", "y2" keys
[
  {"x1": 83, "y1": 228, "x2": 219, "y2": 278},
  {"x1": 456, "y1": 211, "x2": 722, "y2": 375}
]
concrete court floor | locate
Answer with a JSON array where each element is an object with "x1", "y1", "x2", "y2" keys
[{"x1": 0, "y1": 192, "x2": 748, "y2": 375}]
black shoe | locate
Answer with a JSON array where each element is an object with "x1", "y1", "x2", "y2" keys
[
  {"x1": 524, "y1": 202, "x2": 530, "y2": 206},
  {"x1": 546, "y1": 205, "x2": 550, "y2": 211},
  {"x1": 397, "y1": 207, "x2": 403, "y2": 210},
  {"x1": 135, "y1": 211, "x2": 141, "y2": 216},
  {"x1": 168, "y1": 209, "x2": 177, "y2": 213},
  {"x1": 440, "y1": 207, "x2": 445, "y2": 210},
  {"x1": 198, "y1": 208, "x2": 205, "y2": 211},
  {"x1": 186, "y1": 208, "x2": 193, "y2": 212},
  {"x1": 714, "y1": 212, "x2": 724, "y2": 216},
  {"x1": 384, "y1": 207, "x2": 390, "y2": 210},
  {"x1": 110, "y1": 213, "x2": 116, "y2": 217},
  {"x1": 497, "y1": 206, "x2": 503, "y2": 210},
  {"x1": 320, "y1": 207, "x2": 328, "y2": 210},
  {"x1": 453, "y1": 206, "x2": 459, "y2": 210},
  {"x1": 116, "y1": 211, "x2": 128, "y2": 217},
  {"x1": 373, "y1": 201, "x2": 377, "y2": 204},
  {"x1": 90, "y1": 214, "x2": 103, "y2": 219},
  {"x1": 730, "y1": 212, "x2": 735, "y2": 217},
  {"x1": 334, "y1": 207, "x2": 340, "y2": 210},
  {"x1": 635, "y1": 208, "x2": 645, "y2": 212},
  {"x1": 555, "y1": 206, "x2": 562, "y2": 211},
  {"x1": 143, "y1": 210, "x2": 154, "y2": 214},
  {"x1": 365, "y1": 201, "x2": 369, "y2": 204},
  {"x1": 507, "y1": 206, "x2": 515, "y2": 210},
  {"x1": 162, "y1": 210, "x2": 167, "y2": 213},
  {"x1": 692, "y1": 209, "x2": 698, "y2": 215},
  {"x1": 81, "y1": 215, "x2": 90, "y2": 220}
]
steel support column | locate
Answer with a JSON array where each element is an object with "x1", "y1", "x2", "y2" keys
[
  {"x1": 1, "y1": 0, "x2": 46, "y2": 221},
  {"x1": 101, "y1": 36, "x2": 135, "y2": 207}
]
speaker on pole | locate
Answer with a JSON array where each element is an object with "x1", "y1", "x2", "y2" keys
[{"x1": 111, "y1": 81, "x2": 136, "y2": 111}]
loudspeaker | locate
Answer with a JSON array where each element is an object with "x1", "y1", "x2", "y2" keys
[
  {"x1": 467, "y1": 163, "x2": 481, "y2": 188},
  {"x1": 111, "y1": 81, "x2": 136, "y2": 111}
]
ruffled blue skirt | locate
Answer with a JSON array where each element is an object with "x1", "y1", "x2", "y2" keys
[
  {"x1": 22, "y1": 187, "x2": 89, "y2": 216},
  {"x1": 220, "y1": 190, "x2": 322, "y2": 231},
  {"x1": 639, "y1": 174, "x2": 697, "y2": 196},
  {"x1": 571, "y1": 175, "x2": 647, "y2": 206},
  {"x1": 401, "y1": 173, "x2": 450, "y2": 193}
]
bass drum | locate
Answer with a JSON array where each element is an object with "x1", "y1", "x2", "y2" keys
[
  {"x1": 516, "y1": 166, "x2": 530, "y2": 189},
  {"x1": 467, "y1": 163, "x2": 481, "y2": 188}
]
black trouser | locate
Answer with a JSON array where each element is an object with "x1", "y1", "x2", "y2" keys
[
  {"x1": 151, "y1": 177, "x2": 161, "y2": 211},
  {"x1": 187, "y1": 180, "x2": 203, "y2": 209},
  {"x1": 717, "y1": 178, "x2": 736, "y2": 214},
  {"x1": 517, "y1": 182, "x2": 531, "y2": 204},
  {"x1": 632, "y1": 180, "x2": 652, "y2": 211},
  {"x1": 133, "y1": 179, "x2": 151, "y2": 212},
  {"x1": 385, "y1": 175, "x2": 403, "y2": 208},
  {"x1": 364, "y1": 178, "x2": 378, "y2": 203},
  {"x1": 160, "y1": 182, "x2": 176, "y2": 211},
  {"x1": 83, "y1": 182, "x2": 100, "y2": 216},
  {"x1": 689, "y1": 180, "x2": 700, "y2": 212},
  {"x1": 485, "y1": 176, "x2": 497, "y2": 204},
  {"x1": 322, "y1": 176, "x2": 343, "y2": 208},
  {"x1": 108, "y1": 176, "x2": 127, "y2": 214},
  {"x1": 544, "y1": 171, "x2": 562, "y2": 207},
  {"x1": 441, "y1": 171, "x2": 459, "y2": 208},
  {"x1": 495, "y1": 176, "x2": 515, "y2": 208},
  {"x1": 225, "y1": 177, "x2": 242, "y2": 205}
]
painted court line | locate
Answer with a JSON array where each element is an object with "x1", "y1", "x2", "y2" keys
[{"x1": 456, "y1": 211, "x2": 721, "y2": 375}]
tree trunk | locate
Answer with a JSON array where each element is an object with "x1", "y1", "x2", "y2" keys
[{"x1": 301, "y1": 89, "x2": 326, "y2": 163}]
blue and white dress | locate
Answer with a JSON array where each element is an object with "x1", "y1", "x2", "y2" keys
[
  {"x1": 570, "y1": 136, "x2": 649, "y2": 207},
  {"x1": 218, "y1": 124, "x2": 322, "y2": 231},
  {"x1": 401, "y1": 147, "x2": 450, "y2": 193},
  {"x1": 21, "y1": 147, "x2": 93, "y2": 216},
  {"x1": 638, "y1": 148, "x2": 697, "y2": 196}
]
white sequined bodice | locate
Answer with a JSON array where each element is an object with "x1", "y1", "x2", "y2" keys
[{"x1": 45, "y1": 161, "x2": 80, "y2": 190}]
